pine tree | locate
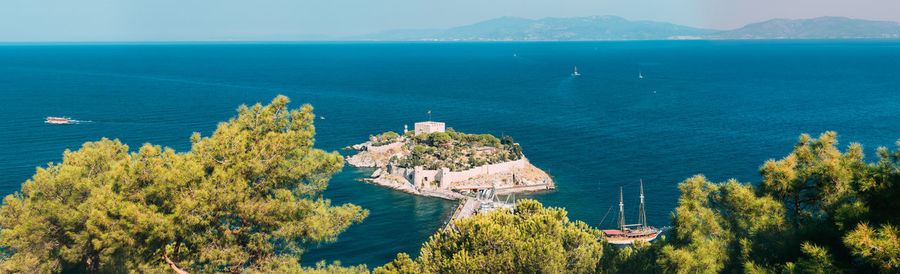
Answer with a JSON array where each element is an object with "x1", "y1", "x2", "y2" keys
[{"x1": 0, "y1": 96, "x2": 368, "y2": 272}]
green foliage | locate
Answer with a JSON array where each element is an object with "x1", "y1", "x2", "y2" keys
[
  {"x1": 237, "y1": 257, "x2": 369, "y2": 273},
  {"x1": 397, "y1": 131, "x2": 523, "y2": 171},
  {"x1": 843, "y1": 223, "x2": 900, "y2": 271},
  {"x1": 759, "y1": 132, "x2": 864, "y2": 225},
  {"x1": 427, "y1": 132, "x2": 452, "y2": 146},
  {"x1": 371, "y1": 131, "x2": 401, "y2": 146},
  {"x1": 646, "y1": 132, "x2": 900, "y2": 273},
  {"x1": 377, "y1": 131, "x2": 900, "y2": 273},
  {"x1": 0, "y1": 96, "x2": 368, "y2": 272},
  {"x1": 373, "y1": 253, "x2": 419, "y2": 274},
  {"x1": 375, "y1": 200, "x2": 604, "y2": 273},
  {"x1": 599, "y1": 240, "x2": 662, "y2": 273},
  {"x1": 7, "y1": 108, "x2": 900, "y2": 274},
  {"x1": 444, "y1": 131, "x2": 501, "y2": 148},
  {"x1": 290, "y1": 261, "x2": 368, "y2": 274},
  {"x1": 790, "y1": 242, "x2": 839, "y2": 273},
  {"x1": 657, "y1": 175, "x2": 787, "y2": 273}
]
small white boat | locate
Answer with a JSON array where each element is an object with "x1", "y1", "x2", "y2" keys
[
  {"x1": 639, "y1": 71, "x2": 644, "y2": 79},
  {"x1": 572, "y1": 66, "x2": 581, "y2": 77},
  {"x1": 45, "y1": 117, "x2": 75, "y2": 124}
]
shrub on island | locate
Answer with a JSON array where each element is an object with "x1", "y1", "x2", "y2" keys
[
  {"x1": 391, "y1": 131, "x2": 524, "y2": 171},
  {"x1": 370, "y1": 131, "x2": 401, "y2": 146}
]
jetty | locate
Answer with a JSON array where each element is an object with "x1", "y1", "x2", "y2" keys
[{"x1": 443, "y1": 187, "x2": 516, "y2": 230}]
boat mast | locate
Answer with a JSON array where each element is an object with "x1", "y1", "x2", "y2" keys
[
  {"x1": 618, "y1": 186, "x2": 625, "y2": 231},
  {"x1": 639, "y1": 179, "x2": 647, "y2": 230}
]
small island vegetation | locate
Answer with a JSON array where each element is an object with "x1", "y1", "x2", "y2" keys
[
  {"x1": 370, "y1": 131, "x2": 401, "y2": 146},
  {"x1": 393, "y1": 129, "x2": 523, "y2": 171}
]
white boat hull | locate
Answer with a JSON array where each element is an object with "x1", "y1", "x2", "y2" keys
[
  {"x1": 45, "y1": 117, "x2": 77, "y2": 124},
  {"x1": 605, "y1": 232, "x2": 660, "y2": 245}
]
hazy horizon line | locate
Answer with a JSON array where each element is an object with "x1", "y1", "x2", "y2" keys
[{"x1": 3, "y1": 15, "x2": 899, "y2": 43}]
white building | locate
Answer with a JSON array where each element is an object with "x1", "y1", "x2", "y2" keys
[{"x1": 414, "y1": 121, "x2": 445, "y2": 135}]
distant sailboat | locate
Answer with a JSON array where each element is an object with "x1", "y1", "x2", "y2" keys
[
  {"x1": 602, "y1": 180, "x2": 662, "y2": 245},
  {"x1": 572, "y1": 66, "x2": 581, "y2": 77}
]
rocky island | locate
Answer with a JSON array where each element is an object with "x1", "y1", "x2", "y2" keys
[{"x1": 345, "y1": 121, "x2": 555, "y2": 200}]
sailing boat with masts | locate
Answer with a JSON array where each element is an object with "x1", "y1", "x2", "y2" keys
[{"x1": 602, "y1": 180, "x2": 661, "y2": 244}]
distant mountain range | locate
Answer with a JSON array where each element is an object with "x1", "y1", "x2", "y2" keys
[{"x1": 350, "y1": 16, "x2": 900, "y2": 41}]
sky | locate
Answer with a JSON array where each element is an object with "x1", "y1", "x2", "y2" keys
[{"x1": 1, "y1": 0, "x2": 899, "y2": 41}]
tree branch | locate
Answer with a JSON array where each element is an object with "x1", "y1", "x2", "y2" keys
[{"x1": 163, "y1": 251, "x2": 189, "y2": 274}]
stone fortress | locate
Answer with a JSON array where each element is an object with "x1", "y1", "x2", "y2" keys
[{"x1": 345, "y1": 121, "x2": 554, "y2": 200}]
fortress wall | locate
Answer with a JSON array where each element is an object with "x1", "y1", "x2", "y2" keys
[
  {"x1": 414, "y1": 167, "x2": 440, "y2": 188},
  {"x1": 438, "y1": 158, "x2": 529, "y2": 185},
  {"x1": 385, "y1": 157, "x2": 529, "y2": 189}
]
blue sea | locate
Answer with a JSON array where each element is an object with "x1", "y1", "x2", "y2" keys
[{"x1": 1, "y1": 40, "x2": 899, "y2": 267}]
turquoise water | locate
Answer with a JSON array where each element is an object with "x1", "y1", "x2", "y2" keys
[{"x1": 1, "y1": 40, "x2": 899, "y2": 267}]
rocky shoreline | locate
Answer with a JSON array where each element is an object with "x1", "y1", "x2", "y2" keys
[{"x1": 359, "y1": 176, "x2": 466, "y2": 200}]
